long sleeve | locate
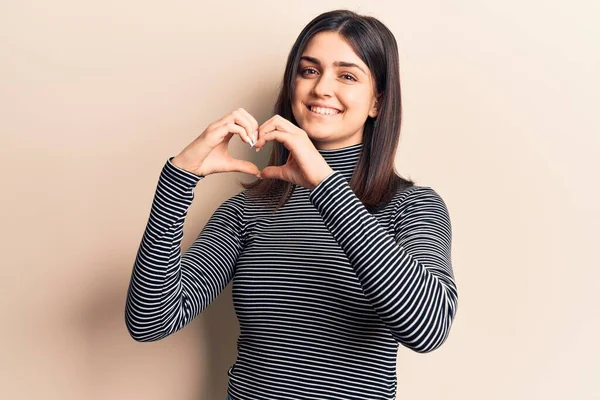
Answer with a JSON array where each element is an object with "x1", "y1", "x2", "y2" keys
[
  {"x1": 125, "y1": 157, "x2": 246, "y2": 342},
  {"x1": 308, "y1": 171, "x2": 458, "y2": 353}
]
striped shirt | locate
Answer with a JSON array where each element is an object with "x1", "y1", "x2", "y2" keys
[{"x1": 125, "y1": 142, "x2": 459, "y2": 400}]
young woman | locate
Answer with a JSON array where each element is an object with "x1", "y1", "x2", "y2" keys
[{"x1": 125, "y1": 9, "x2": 459, "y2": 400}]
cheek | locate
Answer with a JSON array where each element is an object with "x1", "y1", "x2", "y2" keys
[
  {"x1": 341, "y1": 89, "x2": 371, "y2": 111},
  {"x1": 292, "y1": 80, "x2": 309, "y2": 102}
]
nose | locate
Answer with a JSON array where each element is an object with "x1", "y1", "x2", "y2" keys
[{"x1": 311, "y1": 72, "x2": 335, "y2": 98}]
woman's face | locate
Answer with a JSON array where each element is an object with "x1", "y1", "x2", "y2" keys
[{"x1": 292, "y1": 31, "x2": 380, "y2": 150}]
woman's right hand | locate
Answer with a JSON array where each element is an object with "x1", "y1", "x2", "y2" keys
[{"x1": 171, "y1": 108, "x2": 262, "y2": 178}]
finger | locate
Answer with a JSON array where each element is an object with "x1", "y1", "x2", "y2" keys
[
  {"x1": 272, "y1": 114, "x2": 298, "y2": 132},
  {"x1": 210, "y1": 110, "x2": 239, "y2": 129},
  {"x1": 257, "y1": 115, "x2": 278, "y2": 141},
  {"x1": 255, "y1": 129, "x2": 290, "y2": 151},
  {"x1": 238, "y1": 108, "x2": 259, "y2": 142},
  {"x1": 229, "y1": 159, "x2": 262, "y2": 177},
  {"x1": 217, "y1": 121, "x2": 247, "y2": 144},
  {"x1": 231, "y1": 109, "x2": 255, "y2": 145},
  {"x1": 215, "y1": 109, "x2": 253, "y2": 145},
  {"x1": 211, "y1": 113, "x2": 251, "y2": 145},
  {"x1": 258, "y1": 115, "x2": 298, "y2": 142},
  {"x1": 258, "y1": 165, "x2": 283, "y2": 181}
]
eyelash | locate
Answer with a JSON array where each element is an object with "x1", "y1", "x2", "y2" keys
[{"x1": 300, "y1": 67, "x2": 357, "y2": 82}]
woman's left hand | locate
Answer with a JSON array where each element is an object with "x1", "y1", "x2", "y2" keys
[{"x1": 255, "y1": 115, "x2": 335, "y2": 190}]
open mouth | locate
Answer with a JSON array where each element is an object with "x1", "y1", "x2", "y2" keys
[{"x1": 306, "y1": 104, "x2": 343, "y2": 117}]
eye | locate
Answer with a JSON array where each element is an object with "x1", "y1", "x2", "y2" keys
[
  {"x1": 300, "y1": 67, "x2": 318, "y2": 76},
  {"x1": 300, "y1": 68, "x2": 357, "y2": 82}
]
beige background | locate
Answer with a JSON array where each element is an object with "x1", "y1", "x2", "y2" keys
[{"x1": 1, "y1": 1, "x2": 598, "y2": 399}]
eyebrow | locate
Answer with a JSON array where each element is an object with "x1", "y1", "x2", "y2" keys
[{"x1": 299, "y1": 56, "x2": 367, "y2": 75}]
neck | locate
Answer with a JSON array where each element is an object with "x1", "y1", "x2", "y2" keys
[{"x1": 317, "y1": 142, "x2": 363, "y2": 181}]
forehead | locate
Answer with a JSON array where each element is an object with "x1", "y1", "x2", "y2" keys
[{"x1": 301, "y1": 31, "x2": 369, "y2": 71}]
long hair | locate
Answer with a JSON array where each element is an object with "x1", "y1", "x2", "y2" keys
[{"x1": 239, "y1": 9, "x2": 414, "y2": 214}]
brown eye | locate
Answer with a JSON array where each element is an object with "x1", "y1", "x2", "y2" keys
[
  {"x1": 300, "y1": 67, "x2": 317, "y2": 75},
  {"x1": 300, "y1": 68, "x2": 356, "y2": 82}
]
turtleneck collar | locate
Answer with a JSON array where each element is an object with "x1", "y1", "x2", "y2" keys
[{"x1": 317, "y1": 142, "x2": 363, "y2": 181}]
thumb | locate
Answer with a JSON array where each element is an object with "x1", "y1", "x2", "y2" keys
[
  {"x1": 259, "y1": 166, "x2": 283, "y2": 181},
  {"x1": 230, "y1": 159, "x2": 261, "y2": 177}
]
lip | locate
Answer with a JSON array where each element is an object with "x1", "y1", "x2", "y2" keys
[
  {"x1": 306, "y1": 103, "x2": 343, "y2": 112},
  {"x1": 305, "y1": 103, "x2": 343, "y2": 116}
]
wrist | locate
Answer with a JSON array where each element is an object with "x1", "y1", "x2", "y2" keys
[
  {"x1": 171, "y1": 155, "x2": 189, "y2": 171},
  {"x1": 171, "y1": 154, "x2": 202, "y2": 175},
  {"x1": 312, "y1": 168, "x2": 336, "y2": 190}
]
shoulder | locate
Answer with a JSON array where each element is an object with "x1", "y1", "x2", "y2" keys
[
  {"x1": 396, "y1": 184, "x2": 447, "y2": 205},
  {"x1": 393, "y1": 185, "x2": 451, "y2": 225},
  {"x1": 213, "y1": 190, "x2": 247, "y2": 219}
]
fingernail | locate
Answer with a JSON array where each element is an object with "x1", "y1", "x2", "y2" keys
[{"x1": 255, "y1": 147, "x2": 260, "y2": 152}]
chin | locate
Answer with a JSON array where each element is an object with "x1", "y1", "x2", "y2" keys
[{"x1": 302, "y1": 125, "x2": 333, "y2": 137}]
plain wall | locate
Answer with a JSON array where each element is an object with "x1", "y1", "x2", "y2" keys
[{"x1": 1, "y1": 1, "x2": 598, "y2": 399}]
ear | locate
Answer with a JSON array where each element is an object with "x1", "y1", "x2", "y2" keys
[{"x1": 369, "y1": 94, "x2": 382, "y2": 118}]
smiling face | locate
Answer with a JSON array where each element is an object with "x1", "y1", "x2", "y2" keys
[{"x1": 291, "y1": 31, "x2": 380, "y2": 150}]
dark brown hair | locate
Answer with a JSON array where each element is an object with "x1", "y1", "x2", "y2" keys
[{"x1": 239, "y1": 9, "x2": 414, "y2": 213}]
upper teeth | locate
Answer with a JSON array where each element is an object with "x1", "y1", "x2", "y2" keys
[{"x1": 310, "y1": 106, "x2": 340, "y2": 115}]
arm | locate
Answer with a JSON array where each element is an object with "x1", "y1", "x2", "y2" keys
[
  {"x1": 125, "y1": 157, "x2": 245, "y2": 342},
  {"x1": 309, "y1": 172, "x2": 458, "y2": 353}
]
